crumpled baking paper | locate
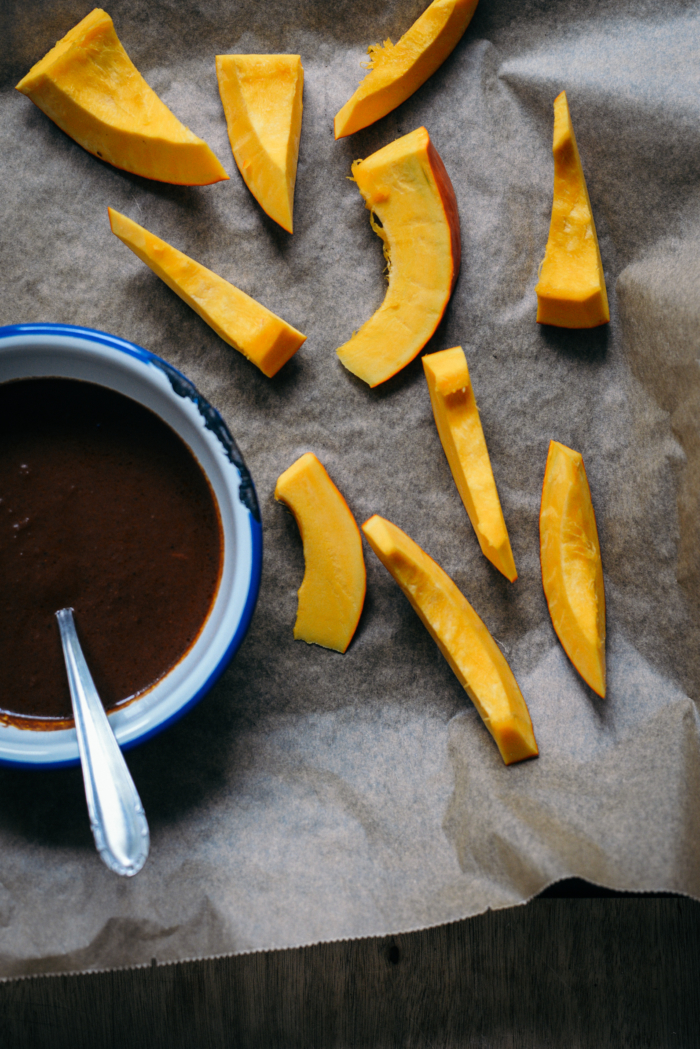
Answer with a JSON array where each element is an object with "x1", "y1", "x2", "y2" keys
[{"x1": 0, "y1": 0, "x2": 698, "y2": 979}]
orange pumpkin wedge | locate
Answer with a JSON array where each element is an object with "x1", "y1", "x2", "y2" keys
[
  {"x1": 539, "y1": 440, "x2": 606, "y2": 696},
  {"x1": 275, "y1": 454, "x2": 366, "y2": 652},
  {"x1": 216, "y1": 55, "x2": 304, "y2": 234},
  {"x1": 535, "y1": 91, "x2": 609, "y2": 328},
  {"x1": 337, "y1": 127, "x2": 460, "y2": 387},
  {"x1": 108, "y1": 208, "x2": 305, "y2": 377},
  {"x1": 423, "y1": 347, "x2": 517, "y2": 582},
  {"x1": 16, "y1": 9, "x2": 228, "y2": 186},
  {"x1": 362, "y1": 515, "x2": 538, "y2": 765},
  {"x1": 334, "y1": 0, "x2": 480, "y2": 139}
]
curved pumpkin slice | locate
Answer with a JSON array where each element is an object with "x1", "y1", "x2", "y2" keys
[
  {"x1": 337, "y1": 127, "x2": 460, "y2": 387},
  {"x1": 362, "y1": 515, "x2": 537, "y2": 765},
  {"x1": 535, "y1": 91, "x2": 609, "y2": 328},
  {"x1": 275, "y1": 454, "x2": 366, "y2": 652},
  {"x1": 108, "y1": 208, "x2": 305, "y2": 377},
  {"x1": 216, "y1": 55, "x2": 304, "y2": 234},
  {"x1": 423, "y1": 347, "x2": 517, "y2": 582},
  {"x1": 334, "y1": 0, "x2": 480, "y2": 139},
  {"x1": 539, "y1": 440, "x2": 606, "y2": 696},
  {"x1": 16, "y1": 9, "x2": 228, "y2": 186}
]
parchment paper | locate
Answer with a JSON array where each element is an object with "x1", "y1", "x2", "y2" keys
[{"x1": 0, "y1": 0, "x2": 699, "y2": 979}]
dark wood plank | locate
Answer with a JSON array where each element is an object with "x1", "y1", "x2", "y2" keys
[{"x1": 1, "y1": 898, "x2": 699, "y2": 1048}]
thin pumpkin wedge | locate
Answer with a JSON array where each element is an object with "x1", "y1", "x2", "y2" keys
[
  {"x1": 535, "y1": 91, "x2": 609, "y2": 328},
  {"x1": 334, "y1": 0, "x2": 480, "y2": 139},
  {"x1": 362, "y1": 514, "x2": 538, "y2": 765},
  {"x1": 423, "y1": 346, "x2": 517, "y2": 582},
  {"x1": 108, "y1": 208, "x2": 305, "y2": 377},
  {"x1": 539, "y1": 440, "x2": 606, "y2": 696}
]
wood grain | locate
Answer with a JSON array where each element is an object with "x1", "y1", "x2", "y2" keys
[{"x1": 1, "y1": 898, "x2": 698, "y2": 1048}]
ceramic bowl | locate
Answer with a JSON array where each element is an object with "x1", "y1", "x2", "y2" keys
[{"x1": 0, "y1": 323, "x2": 262, "y2": 768}]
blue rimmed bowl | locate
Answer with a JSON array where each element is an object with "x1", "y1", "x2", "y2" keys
[{"x1": 0, "y1": 323, "x2": 262, "y2": 768}]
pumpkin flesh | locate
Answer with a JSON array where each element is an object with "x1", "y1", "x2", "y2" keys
[
  {"x1": 362, "y1": 514, "x2": 538, "y2": 765},
  {"x1": 535, "y1": 91, "x2": 609, "y2": 328},
  {"x1": 334, "y1": 0, "x2": 480, "y2": 139},
  {"x1": 423, "y1": 347, "x2": 517, "y2": 582},
  {"x1": 539, "y1": 440, "x2": 606, "y2": 696},
  {"x1": 337, "y1": 127, "x2": 460, "y2": 387},
  {"x1": 16, "y1": 9, "x2": 228, "y2": 186},
  {"x1": 216, "y1": 55, "x2": 304, "y2": 234},
  {"x1": 275, "y1": 454, "x2": 366, "y2": 653},
  {"x1": 108, "y1": 208, "x2": 305, "y2": 377}
]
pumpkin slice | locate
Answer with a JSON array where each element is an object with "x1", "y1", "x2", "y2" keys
[
  {"x1": 216, "y1": 55, "x2": 304, "y2": 234},
  {"x1": 108, "y1": 208, "x2": 305, "y2": 377},
  {"x1": 334, "y1": 0, "x2": 480, "y2": 139},
  {"x1": 337, "y1": 127, "x2": 460, "y2": 387},
  {"x1": 362, "y1": 514, "x2": 538, "y2": 765},
  {"x1": 539, "y1": 440, "x2": 606, "y2": 696},
  {"x1": 423, "y1": 347, "x2": 517, "y2": 582},
  {"x1": 535, "y1": 91, "x2": 609, "y2": 328},
  {"x1": 275, "y1": 453, "x2": 366, "y2": 652},
  {"x1": 16, "y1": 9, "x2": 228, "y2": 186}
]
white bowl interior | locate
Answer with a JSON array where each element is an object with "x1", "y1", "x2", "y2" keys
[{"x1": 0, "y1": 328, "x2": 259, "y2": 766}]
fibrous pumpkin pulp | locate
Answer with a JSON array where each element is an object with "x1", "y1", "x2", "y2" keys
[
  {"x1": 216, "y1": 55, "x2": 304, "y2": 234},
  {"x1": 535, "y1": 91, "x2": 609, "y2": 328},
  {"x1": 16, "y1": 9, "x2": 228, "y2": 186},
  {"x1": 337, "y1": 127, "x2": 460, "y2": 387},
  {"x1": 362, "y1": 515, "x2": 538, "y2": 765},
  {"x1": 423, "y1": 347, "x2": 517, "y2": 582},
  {"x1": 275, "y1": 454, "x2": 366, "y2": 653},
  {"x1": 540, "y1": 440, "x2": 606, "y2": 696},
  {"x1": 334, "y1": 0, "x2": 480, "y2": 139},
  {"x1": 108, "y1": 208, "x2": 305, "y2": 377}
]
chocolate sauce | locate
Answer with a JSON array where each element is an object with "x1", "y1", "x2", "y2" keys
[{"x1": 0, "y1": 378, "x2": 222, "y2": 726}]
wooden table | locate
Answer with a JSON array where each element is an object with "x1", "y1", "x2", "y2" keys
[{"x1": 2, "y1": 883, "x2": 698, "y2": 1047}]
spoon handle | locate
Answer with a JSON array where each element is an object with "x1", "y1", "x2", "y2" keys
[{"x1": 56, "y1": 608, "x2": 150, "y2": 877}]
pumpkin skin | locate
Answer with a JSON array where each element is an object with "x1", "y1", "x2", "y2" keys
[
  {"x1": 275, "y1": 454, "x2": 366, "y2": 653},
  {"x1": 337, "y1": 127, "x2": 460, "y2": 388},
  {"x1": 16, "y1": 9, "x2": 228, "y2": 186},
  {"x1": 535, "y1": 91, "x2": 609, "y2": 328},
  {"x1": 539, "y1": 440, "x2": 606, "y2": 696},
  {"x1": 108, "y1": 208, "x2": 305, "y2": 377},
  {"x1": 216, "y1": 55, "x2": 304, "y2": 234},
  {"x1": 334, "y1": 0, "x2": 480, "y2": 139},
  {"x1": 423, "y1": 347, "x2": 517, "y2": 582},
  {"x1": 362, "y1": 514, "x2": 538, "y2": 765}
]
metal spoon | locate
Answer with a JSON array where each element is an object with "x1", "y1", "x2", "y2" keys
[{"x1": 55, "y1": 608, "x2": 149, "y2": 877}]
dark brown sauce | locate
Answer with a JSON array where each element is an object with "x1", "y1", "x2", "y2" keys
[{"x1": 0, "y1": 378, "x2": 223, "y2": 727}]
